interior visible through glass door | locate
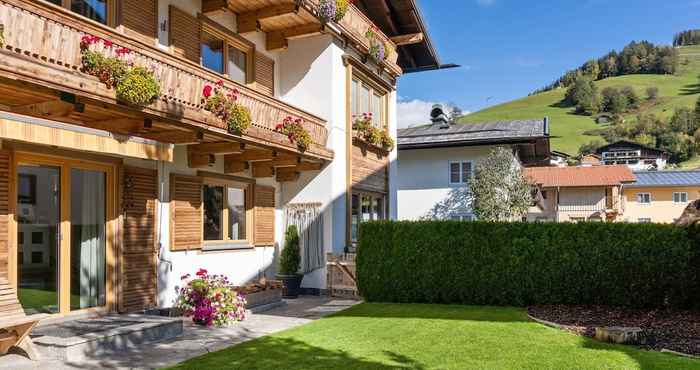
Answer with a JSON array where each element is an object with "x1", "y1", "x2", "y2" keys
[
  {"x1": 70, "y1": 168, "x2": 106, "y2": 310},
  {"x1": 17, "y1": 165, "x2": 61, "y2": 315}
]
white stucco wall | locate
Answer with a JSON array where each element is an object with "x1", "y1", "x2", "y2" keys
[{"x1": 397, "y1": 145, "x2": 501, "y2": 220}]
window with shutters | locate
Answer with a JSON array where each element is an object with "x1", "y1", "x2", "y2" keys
[
  {"x1": 45, "y1": 0, "x2": 114, "y2": 25},
  {"x1": 200, "y1": 20, "x2": 255, "y2": 85},
  {"x1": 350, "y1": 73, "x2": 388, "y2": 129},
  {"x1": 448, "y1": 161, "x2": 473, "y2": 185},
  {"x1": 202, "y1": 179, "x2": 251, "y2": 245}
]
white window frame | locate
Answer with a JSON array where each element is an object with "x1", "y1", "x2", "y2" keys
[
  {"x1": 673, "y1": 192, "x2": 688, "y2": 204},
  {"x1": 448, "y1": 160, "x2": 474, "y2": 186},
  {"x1": 636, "y1": 192, "x2": 651, "y2": 205}
]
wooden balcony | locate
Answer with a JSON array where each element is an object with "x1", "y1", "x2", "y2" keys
[
  {"x1": 0, "y1": 0, "x2": 333, "y2": 164},
  {"x1": 205, "y1": 0, "x2": 402, "y2": 76}
]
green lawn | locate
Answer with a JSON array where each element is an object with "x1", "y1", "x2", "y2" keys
[
  {"x1": 459, "y1": 45, "x2": 700, "y2": 157},
  {"x1": 166, "y1": 303, "x2": 700, "y2": 370},
  {"x1": 18, "y1": 287, "x2": 80, "y2": 313}
]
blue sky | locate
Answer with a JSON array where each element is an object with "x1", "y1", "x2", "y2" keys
[{"x1": 396, "y1": 0, "x2": 700, "y2": 127}]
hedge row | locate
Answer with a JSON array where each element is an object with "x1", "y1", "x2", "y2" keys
[{"x1": 357, "y1": 221, "x2": 700, "y2": 308}]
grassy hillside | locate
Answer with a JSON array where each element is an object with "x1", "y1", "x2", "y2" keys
[{"x1": 459, "y1": 45, "x2": 700, "y2": 157}]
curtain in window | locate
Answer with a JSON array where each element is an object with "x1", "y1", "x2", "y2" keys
[{"x1": 284, "y1": 204, "x2": 323, "y2": 274}]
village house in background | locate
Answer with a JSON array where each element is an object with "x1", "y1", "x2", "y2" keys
[
  {"x1": 596, "y1": 140, "x2": 668, "y2": 171},
  {"x1": 525, "y1": 166, "x2": 636, "y2": 222},
  {"x1": 396, "y1": 106, "x2": 551, "y2": 221},
  {"x1": 623, "y1": 171, "x2": 700, "y2": 223},
  {"x1": 0, "y1": 0, "x2": 449, "y2": 326}
]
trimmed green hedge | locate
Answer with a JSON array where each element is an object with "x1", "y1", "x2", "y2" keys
[{"x1": 357, "y1": 221, "x2": 700, "y2": 308}]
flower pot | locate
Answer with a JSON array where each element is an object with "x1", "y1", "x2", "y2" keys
[{"x1": 276, "y1": 274, "x2": 303, "y2": 299}]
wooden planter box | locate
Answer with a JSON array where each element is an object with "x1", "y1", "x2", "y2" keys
[{"x1": 244, "y1": 288, "x2": 283, "y2": 308}]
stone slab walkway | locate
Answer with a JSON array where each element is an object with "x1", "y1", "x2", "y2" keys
[{"x1": 0, "y1": 297, "x2": 359, "y2": 370}]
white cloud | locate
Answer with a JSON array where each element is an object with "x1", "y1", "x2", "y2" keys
[
  {"x1": 397, "y1": 99, "x2": 469, "y2": 129},
  {"x1": 476, "y1": 0, "x2": 496, "y2": 6}
]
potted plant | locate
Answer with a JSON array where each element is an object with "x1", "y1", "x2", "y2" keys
[
  {"x1": 277, "y1": 225, "x2": 303, "y2": 298},
  {"x1": 275, "y1": 116, "x2": 312, "y2": 152}
]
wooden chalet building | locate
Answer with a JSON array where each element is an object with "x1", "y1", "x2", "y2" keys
[{"x1": 0, "y1": 0, "x2": 448, "y2": 317}]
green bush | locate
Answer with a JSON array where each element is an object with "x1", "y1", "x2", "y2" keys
[
  {"x1": 279, "y1": 225, "x2": 301, "y2": 275},
  {"x1": 116, "y1": 67, "x2": 160, "y2": 106},
  {"x1": 357, "y1": 221, "x2": 700, "y2": 308}
]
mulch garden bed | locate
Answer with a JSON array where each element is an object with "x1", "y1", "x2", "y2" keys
[{"x1": 528, "y1": 305, "x2": 700, "y2": 356}]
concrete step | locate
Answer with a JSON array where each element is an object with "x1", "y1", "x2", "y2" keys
[{"x1": 31, "y1": 314, "x2": 183, "y2": 361}]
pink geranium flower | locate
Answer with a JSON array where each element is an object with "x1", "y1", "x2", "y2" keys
[{"x1": 203, "y1": 85, "x2": 213, "y2": 98}]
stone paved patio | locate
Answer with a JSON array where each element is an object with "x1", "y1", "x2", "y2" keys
[{"x1": 0, "y1": 297, "x2": 360, "y2": 370}]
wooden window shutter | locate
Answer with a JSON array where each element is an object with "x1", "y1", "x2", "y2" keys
[
  {"x1": 120, "y1": 0, "x2": 158, "y2": 41},
  {"x1": 170, "y1": 174, "x2": 203, "y2": 250},
  {"x1": 254, "y1": 185, "x2": 275, "y2": 246},
  {"x1": 0, "y1": 150, "x2": 10, "y2": 280},
  {"x1": 121, "y1": 166, "x2": 158, "y2": 312},
  {"x1": 169, "y1": 5, "x2": 201, "y2": 63},
  {"x1": 254, "y1": 52, "x2": 275, "y2": 96}
]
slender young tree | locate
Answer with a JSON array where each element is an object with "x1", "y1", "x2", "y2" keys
[{"x1": 468, "y1": 147, "x2": 532, "y2": 221}]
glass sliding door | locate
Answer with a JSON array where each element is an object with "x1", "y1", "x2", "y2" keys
[
  {"x1": 17, "y1": 165, "x2": 61, "y2": 314},
  {"x1": 70, "y1": 169, "x2": 106, "y2": 310}
]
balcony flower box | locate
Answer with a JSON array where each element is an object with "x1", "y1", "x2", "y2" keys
[
  {"x1": 352, "y1": 113, "x2": 394, "y2": 153},
  {"x1": 235, "y1": 279, "x2": 284, "y2": 308}
]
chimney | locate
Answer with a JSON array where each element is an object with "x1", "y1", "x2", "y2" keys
[{"x1": 430, "y1": 104, "x2": 450, "y2": 129}]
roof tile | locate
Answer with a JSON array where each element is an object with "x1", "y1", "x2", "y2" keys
[{"x1": 524, "y1": 166, "x2": 636, "y2": 188}]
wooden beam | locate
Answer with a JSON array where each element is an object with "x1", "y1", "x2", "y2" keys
[
  {"x1": 239, "y1": 149, "x2": 276, "y2": 162},
  {"x1": 266, "y1": 24, "x2": 325, "y2": 51},
  {"x1": 86, "y1": 118, "x2": 146, "y2": 134},
  {"x1": 277, "y1": 171, "x2": 300, "y2": 182},
  {"x1": 255, "y1": 156, "x2": 301, "y2": 168},
  {"x1": 252, "y1": 163, "x2": 275, "y2": 178},
  {"x1": 12, "y1": 100, "x2": 75, "y2": 118},
  {"x1": 224, "y1": 154, "x2": 249, "y2": 174},
  {"x1": 201, "y1": 0, "x2": 227, "y2": 15},
  {"x1": 390, "y1": 32, "x2": 424, "y2": 46},
  {"x1": 295, "y1": 162, "x2": 323, "y2": 171},
  {"x1": 237, "y1": 4, "x2": 300, "y2": 33},
  {"x1": 188, "y1": 151, "x2": 215, "y2": 168},
  {"x1": 188, "y1": 142, "x2": 244, "y2": 155},
  {"x1": 143, "y1": 130, "x2": 201, "y2": 144}
]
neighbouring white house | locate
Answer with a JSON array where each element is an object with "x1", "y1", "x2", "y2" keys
[
  {"x1": 596, "y1": 140, "x2": 668, "y2": 171},
  {"x1": 0, "y1": 0, "x2": 454, "y2": 319},
  {"x1": 395, "y1": 107, "x2": 551, "y2": 221}
]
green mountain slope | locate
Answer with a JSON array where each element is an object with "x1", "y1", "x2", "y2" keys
[{"x1": 459, "y1": 45, "x2": 700, "y2": 157}]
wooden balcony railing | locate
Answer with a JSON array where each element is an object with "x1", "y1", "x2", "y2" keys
[
  {"x1": 0, "y1": 0, "x2": 332, "y2": 160},
  {"x1": 306, "y1": 1, "x2": 401, "y2": 76}
]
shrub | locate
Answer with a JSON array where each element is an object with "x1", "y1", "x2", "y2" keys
[
  {"x1": 116, "y1": 67, "x2": 160, "y2": 105},
  {"x1": 357, "y1": 221, "x2": 700, "y2": 309},
  {"x1": 176, "y1": 268, "x2": 247, "y2": 327},
  {"x1": 279, "y1": 225, "x2": 301, "y2": 275}
]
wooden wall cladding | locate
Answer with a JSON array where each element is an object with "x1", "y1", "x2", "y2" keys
[
  {"x1": 255, "y1": 53, "x2": 275, "y2": 96},
  {"x1": 121, "y1": 166, "x2": 158, "y2": 312},
  {"x1": 121, "y1": 0, "x2": 158, "y2": 41},
  {"x1": 351, "y1": 142, "x2": 388, "y2": 194},
  {"x1": 170, "y1": 174, "x2": 203, "y2": 251},
  {"x1": 0, "y1": 151, "x2": 9, "y2": 280},
  {"x1": 169, "y1": 5, "x2": 201, "y2": 63},
  {"x1": 254, "y1": 185, "x2": 275, "y2": 246}
]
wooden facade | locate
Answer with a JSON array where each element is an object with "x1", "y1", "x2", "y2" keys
[
  {"x1": 351, "y1": 140, "x2": 389, "y2": 194},
  {"x1": 0, "y1": 150, "x2": 10, "y2": 281}
]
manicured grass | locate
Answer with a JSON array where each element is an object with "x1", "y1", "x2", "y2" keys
[
  {"x1": 459, "y1": 45, "x2": 700, "y2": 157},
  {"x1": 18, "y1": 288, "x2": 80, "y2": 313},
  {"x1": 166, "y1": 303, "x2": 700, "y2": 370}
]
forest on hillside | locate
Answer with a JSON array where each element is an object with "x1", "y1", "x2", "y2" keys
[
  {"x1": 532, "y1": 41, "x2": 678, "y2": 95},
  {"x1": 674, "y1": 29, "x2": 700, "y2": 47}
]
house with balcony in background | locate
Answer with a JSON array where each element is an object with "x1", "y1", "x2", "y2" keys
[
  {"x1": 596, "y1": 140, "x2": 668, "y2": 171},
  {"x1": 525, "y1": 165, "x2": 636, "y2": 222},
  {"x1": 622, "y1": 171, "x2": 700, "y2": 223},
  {"x1": 0, "y1": 0, "x2": 449, "y2": 323},
  {"x1": 396, "y1": 107, "x2": 551, "y2": 221}
]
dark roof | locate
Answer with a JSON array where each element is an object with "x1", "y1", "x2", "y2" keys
[
  {"x1": 398, "y1": 120, "x2": 548, "y2": 149},
  {"x1": 627, "y1": 171, "x2": 700, "y2": 188},
  {"x1": 596, "y1": 140, "x2": 667, "y2": 155},
  {"x1": 356, "y1": 0, "x2": 457, "y2": 73}
]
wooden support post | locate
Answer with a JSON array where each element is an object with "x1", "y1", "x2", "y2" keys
[
  {"x1": 224, "y1": 154, "x2": 248, "y2": 174},
  {"x1": 188, "y1": 151, "x2": 214, "y2": 168},
  {"x1": 238, "y1": 4, "x2": 300, "y2": 33},
  {"x1": 252, "y1": 163, "x2": 275, "y2": 178}
]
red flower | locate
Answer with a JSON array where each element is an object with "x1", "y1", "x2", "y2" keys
[
  {"x1": 103, "y1": 39, "x2": 113, "y2": 47},
  {"x1": 196, "y1": 268, "x2": 208, "y2": 277},
  {"x1": 203, "y1": 85, "x2": 213, "y2": 98},
  {"x1": 115, "y1": 47, "x2": 131, "y2": 56},
  {"x1": 216, "y1": 80, "x2": 225, "y2": 87}
]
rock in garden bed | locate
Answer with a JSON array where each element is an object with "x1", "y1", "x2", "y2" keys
[{"x1": 528, "y1": 305, "x2": 700, "y2": 356}]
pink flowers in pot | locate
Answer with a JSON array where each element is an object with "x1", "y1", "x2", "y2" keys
[
  {"x1": 176, "y1": 268, "x2": 247, "y2": 327},
  {"x1": 275, "y1": 116, "x2": 312, "y2": 152},
  {"x1": 353, "y1": 112, "x2": 394, "y2": 151},
  {"x1": 201, "y1": 80, "x2": 252, "y2": 134}
]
